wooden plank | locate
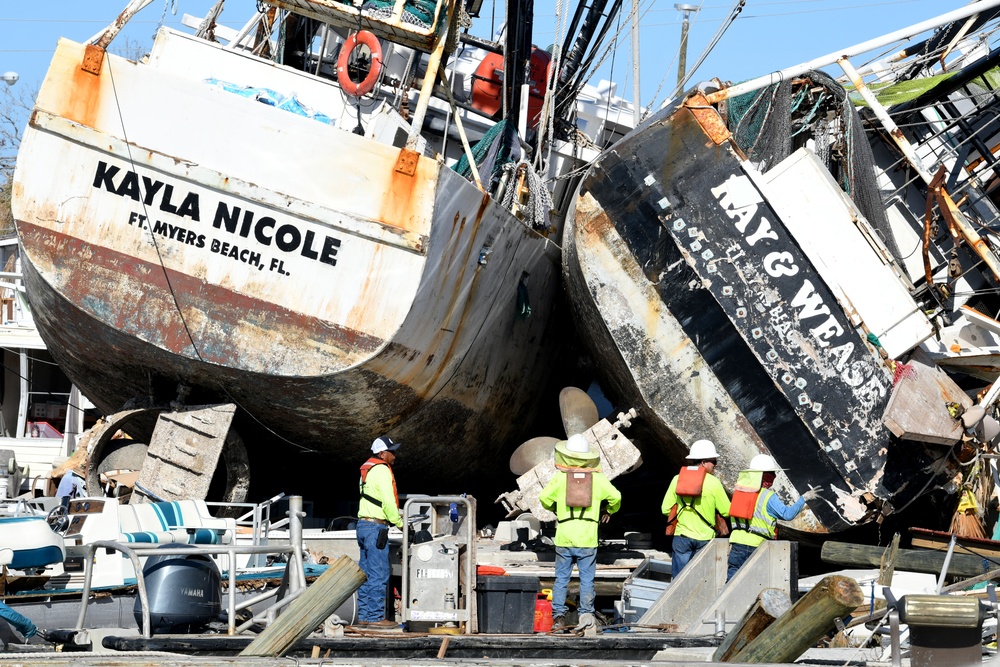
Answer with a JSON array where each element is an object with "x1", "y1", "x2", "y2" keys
[
  {"x1": 104, "y1": 633, "x2": 722, "y2": 660},
  {"x1": 728, "y1": 575, "x2": 863, "y2": 663},
  {"x1": 240, "y1": 555, "x2": 366, "y2": 657},
  {"x1": 910, "y1": 526, "x2": 1000, "y2": 560},
  {"x1": 881, "y1": 351, "x2": 968, "y2": 445},
  {"x1": 941, "y1": 566, "x2": 1000, "y2": 592},
  {"x1": 878, "y1": 532, "x2": 900, "y2": 585},
  {"x1": 822, "y1": 541, "x2": 990, "y2": 577}
]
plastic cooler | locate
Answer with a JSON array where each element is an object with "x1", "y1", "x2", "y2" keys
[{"x1": 476, "y1": 575, "x2": 539, "y2": 634}]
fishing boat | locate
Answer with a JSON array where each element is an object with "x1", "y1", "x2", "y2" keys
[
  {"x1": 10, "y1": 0, "x2": 633, "y2": 492},
  {"x1": 564, "y1": 1, "x2": 1000, "y2": 533}
]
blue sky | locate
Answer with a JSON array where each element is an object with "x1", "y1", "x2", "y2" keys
[{"x1": 0, "y1": 0, "x2": 979, "y2": 116}]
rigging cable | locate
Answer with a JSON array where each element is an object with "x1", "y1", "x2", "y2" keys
[
  {"x1": 103, "y1": 50, "x2": 314, "y2": 453},
  {"x1": 666, "y1": 0, "x2": 745, "y2": 106}
]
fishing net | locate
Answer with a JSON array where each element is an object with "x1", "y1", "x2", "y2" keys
[
  {"x1": 846, "y1": 71, "x2": 956, "y2": 109},
  {"x1": 453, "y1": 119, "x2": 522, "y2": 192},
  {"x1": 725, "y1": 70, "x2": 900, "y2": 259},
  {"x1": 362, "y1": 0, "x2": 439, "y2": 28}
]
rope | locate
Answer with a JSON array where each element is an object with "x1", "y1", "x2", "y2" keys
[{"x1": 500, "y1": 161, "x2": 553, "y2": 231}]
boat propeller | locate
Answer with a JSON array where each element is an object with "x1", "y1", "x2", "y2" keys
[{"x1": 508, "y1": 387, "x2": 600, "y2": 475}]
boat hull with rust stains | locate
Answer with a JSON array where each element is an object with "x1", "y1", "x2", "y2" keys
[{"x1": 12, "y1": 33, "x2": 567, "y2": 485}]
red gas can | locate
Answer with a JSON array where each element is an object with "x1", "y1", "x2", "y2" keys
[{"x1": 533, "y1": 592, "x2": 553, "y2": 632}]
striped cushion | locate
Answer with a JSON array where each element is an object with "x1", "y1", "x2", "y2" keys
[{"x1": 118, "y1": 500, "x2": 234, "y2": 545}]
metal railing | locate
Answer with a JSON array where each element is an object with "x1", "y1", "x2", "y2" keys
[{"x1": 73, "y1": 495, "x2": 307, "y2": 638}]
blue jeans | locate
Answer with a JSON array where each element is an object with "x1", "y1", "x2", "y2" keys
[
  {"x1": 552, "y1": 546, "x2": 597, "y2": 618},
  {"x1": 671, "y1": 535, "x2": 710, "y2": 578},
  {"x1": 727, "y1": 542, "x2": 757, "y2": 581},
  {"x1": 357, "y1": 520, "x2": 390, "y2": 622}
]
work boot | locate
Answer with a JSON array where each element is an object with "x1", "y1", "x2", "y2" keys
[
  {"x1": 577, "y1": 613, "x2": 597, "y2": 636},
  {"x1": 550, "y1": 616, "x2": 568, "y2": 632}
]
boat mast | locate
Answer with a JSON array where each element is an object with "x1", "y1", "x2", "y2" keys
[
  {"x1": 700, "y1": 0, "x2": 1000, "y2": 283},
  {"x1": 505, "y1": 0, "x2": 534, "y2": 137},
  {"x1": 630, "y1": 0, "x2": 641, "y2": 126},
  {"x1": 551, "y1": 0, "x2": 623, "y2": 125}
]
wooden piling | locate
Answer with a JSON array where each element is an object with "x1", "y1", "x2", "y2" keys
[
  {"x1": 822, "y1": 540, "x2": 989, "y2": 577},
  {"x1": 240, "y1": 556, "x2": 366, "y2": 657},
  {"x1": 728, "y1": 575, "x2": 863, "y2": 664},
  {"x1": 713, "y1": 588, "x2": 790, "y2": 662}
]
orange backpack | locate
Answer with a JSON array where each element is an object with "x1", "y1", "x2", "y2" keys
[{"x1": 665, "y1": 466, "x2": 728, "y2": 536}]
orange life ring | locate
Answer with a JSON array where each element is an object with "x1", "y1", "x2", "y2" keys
[{"x1": 337, "y1": 30, "x2": 383, "y2": 97}]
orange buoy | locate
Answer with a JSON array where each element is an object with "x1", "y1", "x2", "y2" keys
[
  {"x1": 337, "y1": 30, "x2": 383, "y2": 97},
  {"x1": 471, "y1": 47, "x2": 551, "y2": 130}
]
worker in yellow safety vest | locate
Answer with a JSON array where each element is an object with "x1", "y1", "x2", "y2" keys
[
  {"x1": 356, "y1": 436, "x2": 404, "y2": 627},
  {"x1": 661, "y1": 439, "x2": 730, "y2": 578},
  {"x1": 726, "y1": 453, "x2": 818, "y2": 581},
  {"x1": 539, "y1": 434, "x2": 621, "y2": 631}
]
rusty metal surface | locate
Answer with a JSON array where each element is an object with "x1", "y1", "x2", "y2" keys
[
  {"x1": 81, "y1": 44, "x2": 105, "y2": 76},
  {"x1": 683, "y1": 92, "x2": 731, "y2": 146},
  {"x1": 395, "y1": 148, "x2": 420, "y2": 176},
  {"x1": 562, "y1": 190, "x2": 796, "y2": 522}
]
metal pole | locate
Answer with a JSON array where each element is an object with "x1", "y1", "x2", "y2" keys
[
  {"x1": 631, "y1": 0, "x2": 641, "y2": 125},
  {"x1": 675, "y1": 4, "x2": 699, "y2": 90},
  {"x1": 705, "y1": 0, "x2": 1000, "y2": 104},
  {"x1": 936, "y1": 533, "x2": 957, "y2": 594},
  {"x1": 838, "y1": 55, "x2": 1000, "y2": 282},
  {"x1": 288, "y1": 495, "x2": 306, "y2": 591},
  {"x1": 407, "y1": 0, "x2": 457, "y2": 148}
]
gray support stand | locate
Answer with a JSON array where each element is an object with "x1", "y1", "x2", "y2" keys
[{"x1": 638, "y1": 540, "x2": 794, "y2": 636}]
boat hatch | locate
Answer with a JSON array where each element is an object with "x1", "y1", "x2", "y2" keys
[{"x1": 750, "y1": 148, "x2": 934, "y2": 359}]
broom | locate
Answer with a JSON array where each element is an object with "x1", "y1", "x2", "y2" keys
[{"x1": 950, "y1": 488, "x2": 987, "y2": 539}]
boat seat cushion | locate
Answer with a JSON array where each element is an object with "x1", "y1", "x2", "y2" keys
[{"x1": 118, "y1": 500, "x2": 235, "y2": 545}]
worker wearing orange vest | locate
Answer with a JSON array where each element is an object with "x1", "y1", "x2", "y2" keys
[
  {"x1": 726, "y1": 454, "x2": 818, "y2": 581},
  {"x1": 661, "y1": 439, "x2": 730, "y2": 578},
  {"x1": 356, "y1": 436, "x2": 404, "y2": 627}
]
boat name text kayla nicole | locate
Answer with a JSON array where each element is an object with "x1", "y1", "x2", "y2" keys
[{"x1": 91, "y1": 160, "x2": 343, "y2": 275}]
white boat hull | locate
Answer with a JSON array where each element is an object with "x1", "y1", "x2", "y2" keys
[{"x1": 13, "y1": 34, "x2": 565, "y2": 484}]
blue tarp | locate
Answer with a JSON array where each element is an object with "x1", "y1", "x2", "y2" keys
[{"x1": 205, "y1": 78, "x2": 334, "y2": 125}]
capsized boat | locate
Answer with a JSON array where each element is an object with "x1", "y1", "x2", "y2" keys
[
  {"x1": 564, "y1": 1, "x2": 1000, "y2": 533},
  {"x1": 11, "y1": 0, "x2": 633, "y2": 490}
]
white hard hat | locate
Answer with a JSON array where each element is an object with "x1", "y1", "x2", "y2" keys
[
  {"x1": 566, "y1": 433, "x2": 590, "y2": 453},
  {"x1": 686, "y1": 439, "x2": 719, "y2": 460},
  {"x1": 748, "y1": 454, "x2": 783, "y2": 472}
]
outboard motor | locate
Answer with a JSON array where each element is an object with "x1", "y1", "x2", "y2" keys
[{"x1": 134, "y1": 545, "x2": 222, "y2": 634}]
